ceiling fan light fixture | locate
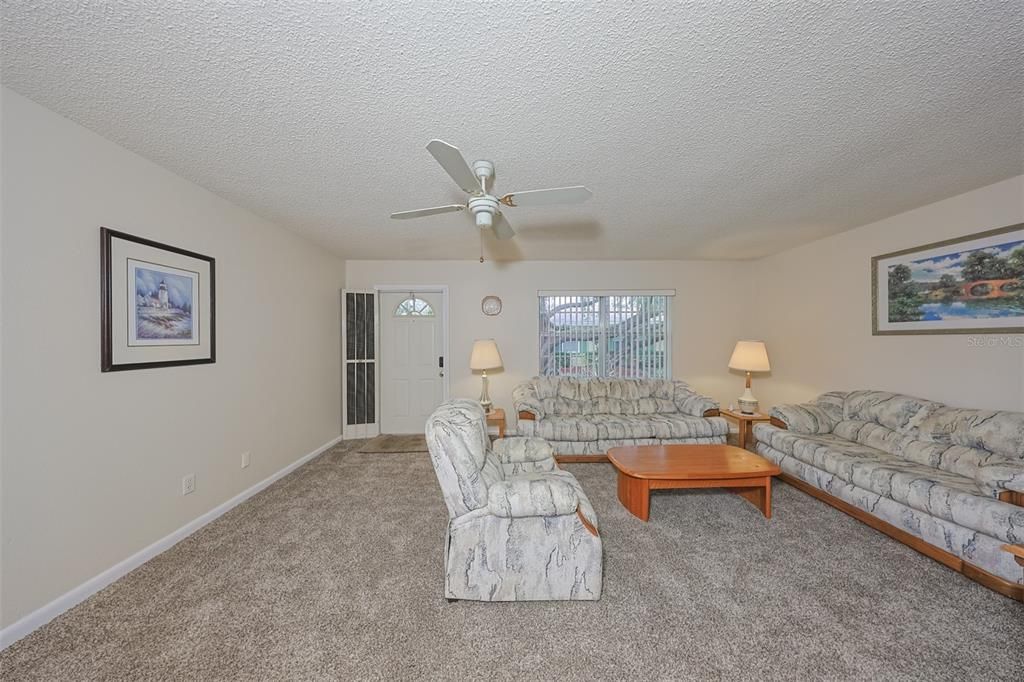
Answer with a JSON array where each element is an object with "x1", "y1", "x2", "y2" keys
[
  {"x1": 392, "y1": 139, "x2": 592, "y2": 243},
  {"x1": 468, "y1": 193, "x2": 499, "y2": 229}
]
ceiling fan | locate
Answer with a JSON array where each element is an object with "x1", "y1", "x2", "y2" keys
[{"x1": 390, "y1": 139, "x2": 593, "y2": 240}]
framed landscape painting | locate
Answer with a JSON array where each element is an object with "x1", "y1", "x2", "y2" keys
[
  {"x1": 872, "y1": 223, "x2": 1024, "y2": 335},
  {"x1": 101, "y1": 228, "x2": 216, "y2": 371}
]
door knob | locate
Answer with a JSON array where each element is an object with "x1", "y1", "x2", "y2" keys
[{"x1": 439, "y1": 371, "x2": 445, "y2": 377}]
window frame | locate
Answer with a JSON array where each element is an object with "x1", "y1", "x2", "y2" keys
[{"x1": 393, "y1": 295, "x2": 436, "y2": 317}]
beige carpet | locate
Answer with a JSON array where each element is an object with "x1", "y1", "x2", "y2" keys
[
  {"x1": 1, "y1": 439, "x2": 1021, "y2": 680},
  {"x1": 356, "y1": 434, "x2": 428, "y2": 453}
]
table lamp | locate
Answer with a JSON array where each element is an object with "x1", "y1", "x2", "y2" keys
[
  {"x1": 470, "y1": 339, "x2": 503, "y2": 411},
  {"x1": 728, "y1": 340, "x2": 770, "y2": 415}
]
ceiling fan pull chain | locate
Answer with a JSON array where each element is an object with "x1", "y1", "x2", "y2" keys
[{"x1": 479, "y1": 229, "x2": 484, "y2": 263}]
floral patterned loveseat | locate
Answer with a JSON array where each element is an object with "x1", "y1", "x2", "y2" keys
[
  {"x1": 512, "y1": 377, "x2": 728, "y2": 456},
  {"x1": 754, "y1": 390, "x2": 1024, "y2": 599}
]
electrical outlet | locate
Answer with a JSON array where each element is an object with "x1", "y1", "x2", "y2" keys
[
  {"x1": 241, "y1": 451, "x2": 250, "y2": 469},
  {"x1": 182, "y1": 473, "x2": 196, "y2": 496}
]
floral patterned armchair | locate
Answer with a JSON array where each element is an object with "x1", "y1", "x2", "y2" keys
[{"x1": 425, "y1": 399, "x2": 602, "y2": 601}]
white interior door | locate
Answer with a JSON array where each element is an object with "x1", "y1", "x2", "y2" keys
[{"x1": 379, "y1": 291, "x2": 445, "y2": 434}]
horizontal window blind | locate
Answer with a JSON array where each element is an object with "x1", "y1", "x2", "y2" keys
[{"x1": 538, "y1": 294, "x2": 671, "y2": 379}]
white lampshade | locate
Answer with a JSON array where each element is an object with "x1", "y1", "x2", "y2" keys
[
  {"x1": 728, "y1": 340, "x2": 770, "y2": 372},
  {"x1": 470, "y1": 339, "x2": 503, "y2": 371}
]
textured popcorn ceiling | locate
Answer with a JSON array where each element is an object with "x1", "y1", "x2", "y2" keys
[{"x1": 2, "y1": 2, "x2": 1022, "y2": 260}]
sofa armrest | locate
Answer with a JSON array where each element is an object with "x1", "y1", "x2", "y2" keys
[
  {"x1": 976, "y1": 462, "x2": 1024, "y2": 496},
  {"x1": 487, "y1": 475, "x2": 579, "y2": 518},
  {"x1": 673, "y1": 387, "x2": 720, "y2": 418},
  {"x1": 492, "y1": 437, "x2": 555, "y2": 465},
  {"x1": 770, "y1": 403, "x2": 837, "y2": 434},
  {"x1": 512, "y1": 380, "x2": 544, "y2": 420}
]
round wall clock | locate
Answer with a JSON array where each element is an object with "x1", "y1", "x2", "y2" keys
[{"x1": 481, "y1": 295, "x2": 502, "y2": 316}]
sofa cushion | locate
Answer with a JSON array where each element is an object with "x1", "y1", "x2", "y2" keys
[
  {"x1": 975, "y1": 461, "x2": 1024, "y2": 495},
  {"x1": 527, "y1": 377, "x2": 718, "y2": 416},
  {"x1": 918, "y1": 408, "x2": 1024, "y2": 460},
  {"x1": 486, "y1": 471, "x2": 579, "y2": 518},
  {"x1": 832, "y1": 419, "x2": 1021, "y2": 481},
  {"x1": 491, "y1": 437, "x2": 555, "y2": 464},
  {"x1": 771, "y1": 403, "x2": 840, "y2": 434},
  {"x1": 523, "y1": 413, "x2": 729, "y2": 442},
  {"x1": 755, "y1": 425, "x2": 1024, "y2": 544},
  {"x1": 842, "y1": 391, "x2": 943, "y2": 437},
  {"x1": 770, "y1": 392, "x2": 848, "y2": 434},
  {"x1": 539, "y1": 395, "x2": 680, "y2": 417}
]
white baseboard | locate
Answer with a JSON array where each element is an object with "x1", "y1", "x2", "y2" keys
[{"x1": 0, "y1": 434, "x2": 344, "y2": 651}]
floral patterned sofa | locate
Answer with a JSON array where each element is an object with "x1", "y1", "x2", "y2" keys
[
  {"x1": 425, "y1": 399, "x2": 602, "y2": 601},
  {"x1": 512, "y1": 377, "x2": 727, "y2": 456},
  {"x1": 754, "y1": 390, "x2": 1024, "y2": 600}
]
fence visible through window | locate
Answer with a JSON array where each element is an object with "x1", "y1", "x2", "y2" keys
[{"x1": 538, "y1": 294, "x2": 670, "y2": 378}]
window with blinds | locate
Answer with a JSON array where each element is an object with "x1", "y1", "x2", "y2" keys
[{"x1": 538, "y1": 294, "x2": 671, "y2": 379}]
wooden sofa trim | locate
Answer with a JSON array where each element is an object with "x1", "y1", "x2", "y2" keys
[
  {"x1": 576, "y1": 509, "x2": 600, "y2": 536},
  {"x1": 998, "y1": 490, "x2": 1024, "y2": 507},
  {"x1": 779, "y1": 473, "x2": 1023, "y2": 602},
  {"x1": 1003, "y1": 544, "x2": 1024, "y2": 568},
  {"x1": 555, "y1": 454, "x2": 609, "y2": 463}
]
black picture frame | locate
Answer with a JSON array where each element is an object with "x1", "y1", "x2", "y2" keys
[{"x1": 101, "y1": 227, "x2": 216, "y2": 371}]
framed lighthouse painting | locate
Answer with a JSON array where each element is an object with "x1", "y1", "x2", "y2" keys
[
  {"x1": 101, "y1": 228, "x2": 216, "y2": 371},
  {"x1": 872, "y1": 223, "x2": 1024, "y2": 335}
]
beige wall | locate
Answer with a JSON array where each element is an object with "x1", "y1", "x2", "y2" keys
[
  {"x1": 0, "y1": 89, "x2": 346, "y2": 627},
  {"x1": 345, "y1": 260, "x2": 753, "y2": 427},
  {"x1": 749, "y1": 175, "x2": 1024, "y2": 412}
]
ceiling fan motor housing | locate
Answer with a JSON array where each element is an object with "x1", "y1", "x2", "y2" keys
[
  {"x1": 471, "y1": 159, "x2": 495, "y2": 187},
  {"x1": 468, "y1": 194, "x2": 499, "y2": 228}
]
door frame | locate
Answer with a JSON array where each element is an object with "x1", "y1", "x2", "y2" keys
[{"x1": 374, "y1": 284, "x2": 450, "y2": 434}]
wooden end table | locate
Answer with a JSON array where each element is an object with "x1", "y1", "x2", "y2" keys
[
  {"x1": 721, "y1": 408, "x2": 771, "y2": 451},
  {"x1": 486, "y1": 407, "x2": 506, "y2": 438},
  {"x1": 607, "y1": 444, "x2": 781, "y2": 521}
]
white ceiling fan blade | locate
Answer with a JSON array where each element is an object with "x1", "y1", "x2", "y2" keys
[
  {"x1": 390, "y1": 204, "x2": 465, "y2": 220},
  {"x1": 491, "y1": 212, "x2": 515, "y2": 240},
  {"x1": 426, "y1": 139, "x2": 482, "y2": 195},
  {"x1": 499, "y1": 186, "x2": 592, "y2": 207}
]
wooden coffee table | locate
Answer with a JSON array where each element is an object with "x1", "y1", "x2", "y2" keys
[{"x1": 607, "y1": 444, "x2": 781, "y2": 521}]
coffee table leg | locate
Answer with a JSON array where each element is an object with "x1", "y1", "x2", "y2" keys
[
  {"x1": 617, "y1": 472, "x2": 650, "y2": 521},
  {"x1": 733, "y1": 477, "x2": 773, "y2": 518}
]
